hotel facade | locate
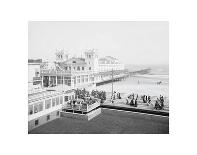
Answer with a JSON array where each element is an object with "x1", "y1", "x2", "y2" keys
[{"x1": 40, "y1": 49, "x2": 125, "y2": 89}]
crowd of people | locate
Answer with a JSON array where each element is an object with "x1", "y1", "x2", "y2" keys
[
  {"x1": 111, "y1": 91, "x2": 122, "y2": 103},
  {"x1": 141, "y1": 94, "x2": 165, "y2": 110},
  {"x1": 124, "y1": 93, "x2": 166, "y2": 110},
  {"x1": 75, "y1": 88, "x2": 107, "y2": 104},
  {"x1": 74, "y1": 88, "x2": 166, "y2": 110},
  {"x1": 75, "y1": 88, "x2": 90, "y2": 100},
  {"x1": 154, "y1": 95, "x2": 165, "y2": 110},
  {"x1": 126, "y1": 93, "x2": 138, "y2": 107},
  {"x1": 141, "y1": 95, "x2": 151, "y2": 104},
  {"x1": 91, "y1": 90, "x2": 106, "y2": 103}
]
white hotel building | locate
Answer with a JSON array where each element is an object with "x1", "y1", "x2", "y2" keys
[{"x1": 40, "y1": 49, "x2": 125, "y2": 89}]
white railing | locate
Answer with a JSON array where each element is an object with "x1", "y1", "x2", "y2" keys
[{"x1": 63, "y1": 101, "x2": 100, "y2": 112}]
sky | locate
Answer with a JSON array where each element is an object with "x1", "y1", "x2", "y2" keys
[{"x1": 28, "y1": 21, "x2": 169, "y2": 65}]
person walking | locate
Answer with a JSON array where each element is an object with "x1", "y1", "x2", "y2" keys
[{"x1": 135, "y1": 99, "x2": 138, "y2": 107}]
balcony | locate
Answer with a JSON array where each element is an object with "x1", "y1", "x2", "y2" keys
[{"x1": 62, "y1": 98, "x2": 100, "y2": 113}]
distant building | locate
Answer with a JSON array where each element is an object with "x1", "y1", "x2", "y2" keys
[
  {"x1": 98, "y1": 56, "x2": 125, "y2": 72},
  {"x1": 28, "y1": 59, "x2": 42, "y2": 92}
]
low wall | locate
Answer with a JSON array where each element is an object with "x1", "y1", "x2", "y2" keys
[
  {"x1": 60, "y1": 108, "x2": 101, "y2": 121},
  {"x1": 101, "y1": 105, "x2": 169, "y2": 116},
  {"x1": 28, "y1": 110, "x2": 60, "y2": 132},
  {"x1": 60, "y1": 112, "x2": 86, "y2": 120},
  {"x1": 87, "y1": 108, "x2": 101, "y2": 120}
]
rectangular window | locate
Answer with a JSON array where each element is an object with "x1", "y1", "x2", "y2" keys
[
  {"x1": 56, "y1": 111, "x2": 59, "y2": 116},
  {"x1": 68, "y1": 82, "x2": 71, "y2": 86},
  {"x1": 28, "y1": 105, "x2": 33, "y2": 115},
  {"x1": 56, "y1": 97, "x2": 59, "y2": 105},
  {"x1": 60, "y1": 96, "x2": 63, "y2": 104},
  {"x1": 69, "y1": 96, "x2": 71, "y2": 100},
  {"x1": 47, "y1": 115, "x2": 50, "y2": 121},
  {"x1": 33, "y1": 102, "x2": 44, "y2": 113},
  {"x1": 35, "y1": 119, "x2": 39, "y2": 126},
  {"x1": 45, "y1": 99, "x2": 51, "y2": 109},
  {"x1": 82, "y1": 75, "x2": 84, "y2": 83},
  {"x1": 85, "y1": 75, "x2": 88, "y2": 82},
  {"x1": 82, "y1": 67, "x2": 84, "y2": 70},
  {"x1": 57, "y1": 76, "x2": 63, "y2": 84},
  {"x1": 38, "y1": 102, "x2": 43, "y2": 112},
  {"x1": 34, "y1": 103, "x2": 38, "y2": 114},
  {"x1": 77, "y1": 76, "x2": 80, "y2": 83},
  {"x1": 64, "y1": 96, "x2": 68, "y2": 101},
  {"x1": 52, "y1": 98, "x2": 56, "y2": 107}
]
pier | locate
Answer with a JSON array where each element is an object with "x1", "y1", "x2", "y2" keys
[{"x1": 95, "y1": 68, "x2": 151, "y2": 86}]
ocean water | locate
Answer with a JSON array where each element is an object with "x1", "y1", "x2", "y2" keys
[
  {"x1": 125, "y1": 64, "x2": 169, "y2": 75},
  {"x1": 96, "y1": 65, "x2": 169, "y2": 97}
]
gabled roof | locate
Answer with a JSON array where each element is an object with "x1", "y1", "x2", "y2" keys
[
  {"x1": 63, "y1": 57, "x2": 86, "y2": 65},
  {"x1": 41, "y1": 62, "x2": 64, "y2": 71}
]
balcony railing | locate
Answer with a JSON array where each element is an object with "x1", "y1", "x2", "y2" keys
[
  {"x1": 62, "y1": 99, "x2": 100, "y2": 113},
  {"x1": 40, "y1": 69, "x2": 92, "y2": 76}
]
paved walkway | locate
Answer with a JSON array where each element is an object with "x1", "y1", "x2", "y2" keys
[{"x1": 103, "y1": 98, "x2": 169, "y2": 112}]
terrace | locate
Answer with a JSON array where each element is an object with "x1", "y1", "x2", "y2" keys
[
  {"x1": 29, "y1": 108, "x2": 169, "y2": 134},
  {"x1": 62, "y1": 97, "x2": 101, "y2": 114}
]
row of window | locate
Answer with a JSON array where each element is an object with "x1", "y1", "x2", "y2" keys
[
  {"x1": 64, "y1": 94, "x2": 75, "y2": 102},
  {"x1": 48, "y1": 76, "x2": 71, "y2": 86},
  {"x1": 64, "y1": 66, "x2": 91, "y2": 71},
  {"x1": 28, "y1": 96, "x2": 63, "y2": 115},
  {"x1": 34, "y1": 111, "x2": 60, "y2": 126},
  {"x1": 77, "y1": 76, "x2": 94, "y2": 83}
]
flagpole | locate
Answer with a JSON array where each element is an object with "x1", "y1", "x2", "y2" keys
[{"x1": 112, "y1": 69, "x2": 114, "y2": 98}]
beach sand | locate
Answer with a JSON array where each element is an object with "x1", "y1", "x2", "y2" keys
[
  {"x1": 95, "y1": 74, "x2": 169, "y2": 97},
  {"x1": 95, "y1": 74, "x2": 169, "y2": 110}
]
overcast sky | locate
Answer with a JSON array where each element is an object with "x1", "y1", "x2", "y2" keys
[{"x1": 28, "y1": 21, "x2": 168, "y2": 65}]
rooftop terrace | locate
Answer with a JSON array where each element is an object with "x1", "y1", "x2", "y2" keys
[{"x1": 29, "y1": 108, "x2": 169, "y2": 134}]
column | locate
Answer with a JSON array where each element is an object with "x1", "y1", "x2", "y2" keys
[
  {"x1": 62, "y1": 76, "x2": 64, "y2": 85},
  {"x1": 42, "y1": 76, "x2": 45, "y2": 87},
  {"x1": 49, "y1": 76, "x2": 51, "y2": 86},
  {"x1": 41, "y1": 76, "x2": 43, "y2": 87},
  {"x1": 56, "y1": 76, "x2": 58, "y2": 86}
]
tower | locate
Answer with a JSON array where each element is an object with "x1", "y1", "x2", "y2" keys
[
  {"x1": 84, "y1": 49, "x2": 99, "y2": 73},
  {"x1": 55, "y1": 49, "x2": 69, "y2": 62}
]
